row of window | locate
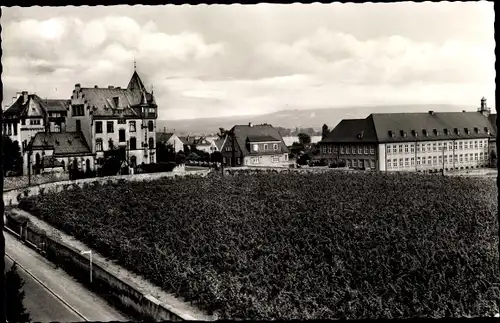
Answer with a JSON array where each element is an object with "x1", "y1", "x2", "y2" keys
[
  {"x1": 322, "y1": 145, "x2": 376, "y2": 155},
  {"x1": 345, "y1": 159, "x2": 376, "y2": 169},
  {"x1": 249, "y1": 155, "x2": 287, "y2": 164},
  {"x1": 95, "y1": 120, "x2": 154, "y2": 134},
  {"x1": 387, "y1": 140, "x2": 489, "y2": 155},
  {"x1": 252, "y1": 143, "x2": 279, "y2": 152},
  {"x1": 387, "y1": 152, "x2": 489, "y2": 168},
  {"x1": 95, "y1": 137, "x2": 155, "y2": 151}
]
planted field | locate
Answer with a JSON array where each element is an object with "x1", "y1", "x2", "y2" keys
[{"x1": 20, "y1": 172, "x2": 500, "y2": 319}]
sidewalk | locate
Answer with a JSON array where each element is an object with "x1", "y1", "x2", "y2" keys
[{"x1": 5, "y1": 231, "x2": 130, "y2": 322}]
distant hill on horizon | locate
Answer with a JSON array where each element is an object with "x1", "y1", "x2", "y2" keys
[{"x1": 157, "y1": 104, "x2": 485, "y2": 136}]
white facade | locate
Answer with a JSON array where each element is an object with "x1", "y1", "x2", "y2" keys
[
  {"x1": 25, "y1": 147, "x2": 95, "y2": 175},
  {"x1": 380, "y1": 138, "x2": 490, "y2": 172},
  {"x1": 243, "y1": 153, "x2": 290, "y2": 167}
]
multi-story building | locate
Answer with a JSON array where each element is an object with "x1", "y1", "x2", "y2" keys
[
  {"x1": 320, "y1": 98, "x2": 496, "y2": 172},
  {"x1": 67, "y1": 68, "x2": 158, "y2": 170},
  {"x1": 221, "y1": 123, "x2": 291, "y2": 167}
]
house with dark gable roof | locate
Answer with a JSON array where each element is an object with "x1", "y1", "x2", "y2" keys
[
  {"x1": 220, "y1": 123, "x2": 291, "y2": 167},
  {"x1": 68, "y1": 67, "x2": 158, "y2": 170},
  {"x1": 320, "y1": 97, "x2": 496, "y2": 172}
]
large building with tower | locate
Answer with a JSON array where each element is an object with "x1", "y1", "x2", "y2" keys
[
  {"x1": 319, "y1": 97, "x2": 497, "y2": 172},
  {"x1": 2, "y1": 66, "x2": 158, "y2": 175}
]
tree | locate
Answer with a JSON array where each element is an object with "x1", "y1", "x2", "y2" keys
[
  {"x1": 321, "y1": 124, "x2": 330, "y2": 140},
  {"x1": 2, "y1": 135, "x2": 22, "y2": 175},
  {"x1": 210, "y1": 151, "x2": 223, "y2": 163},
  {"x1": 297, "y1": 153, "x2": 311, "y2": 166},
  {"x1": 6, "y1": 262, "x2": 31, "y2": 323},
  {"x1": 297, "y1": 133, "x2": 311, "y2": 145}
]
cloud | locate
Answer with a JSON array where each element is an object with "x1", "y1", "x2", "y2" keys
[{"x1": 1, "y1": 4, "x2": 495, "y2": 121}]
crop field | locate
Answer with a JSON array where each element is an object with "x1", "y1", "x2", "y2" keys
[{"x1": 20, "y1": 171, "x2": 500, "y2": 319}]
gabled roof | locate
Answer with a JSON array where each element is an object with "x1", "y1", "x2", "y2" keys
[
  {"x1": 41, "y1": 99, "x2": 70, "y2": 112},
  {"x1": 228, "y1": 124, "x2": 289, "y2": 156},
  {"x1": 157, "y1": 132, "x2": 175, "y2": 143},
  {"x1": 4, "y1": 94, "x2": 47, "y2": 118},
  {"x1": 372, "y1": 111, "x2": 495, "y2": 142},
  {"x1": 213, "y1": 139, "x2": 224, "y2": 150},
  {"x1": 247, "y1": 135, "x2": 281, "y2": 143},
  {"x1": 195, "y1": 137, "x2": 213, "y2": 146},
  {"x1": 127, "y1": 70, "x2": 147, "y2": 93},
  {"x1": 30, "y1": 132, "x2": 92, "y2": 156},
  {"x1": 320, "y1": 116, "x2": 378, "y2": 143},
  {"x1": 80, "y1": 88, "x2": 140, "y2": 118}
]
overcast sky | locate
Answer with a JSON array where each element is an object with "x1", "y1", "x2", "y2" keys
[{"x1": 1, "y1": 3, "x2": 495, "y2": 120}]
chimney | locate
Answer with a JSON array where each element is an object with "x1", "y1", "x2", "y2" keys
[
  {"x1": 75, "y1": 83, "x2": 81, "y2": 91},
  {"x1": 94, "y1": 85, "x2": 98, "y2": 89},
  {"x1": 113, "y1": 96, "x2": 119, "y2": 107},
  {"x1": 22, "y1": 91, "x2": 29, "y2": 104},
  {"x1": 462, "y1": 110, "x2": 466, "y2": 113},
  {"x1": 478, "y1": 97, "x2": 490, "y2": 117},
  {"x1": 428, "y1": 110, "x2": 435, "y2": 115},
  {"x1": 249, "y1": 122, "x2": 253, "y2": 127},
  {"x1": 481, "y1": 97, "x2": 487, "y2": 109},
  {"x1": 108, "y1": 85, "x2": 114, "y2": 89}
]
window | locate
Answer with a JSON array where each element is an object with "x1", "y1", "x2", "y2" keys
[
  {"x1": 54, "y1": 123, "x2": 61, "y2": 133},
  {"x1": 341, "y1": 146, "x2": 345, "y2": 154},
  {"x1": 474, "y1": 140, "x2": 478, "y2": 149},
  {"x1": 387, "y1": 159, "x2": 392, "y2": 168},
  {"x1": 458, "y1": 142, "x2": 463, "y2": 150},
  {"x1": 358, "y1": 146, "x2": 362, "y2": 154},
  {"x1": 422, "y1": 144, "x2": 426, "y2": 152},
  {"x1": 387, "y1": 145, "x2": 391, "y2": 154},
  {"x1": 453, "y1": 155, "x2": 458, "y2": 163},
  {"x1": 438, "y1": 155, "x2": 442, "y2": 163},
  {"x1": 72, "y1": 104, "x2": 84, "y2": 116},
  {"x1": 13, "y1": 125, "x2": 17, "y2": 136},
  {"x1": 323, "y1": 147, "x2": 327, "y2": 153},
  {"x1": 150, "y1": 155, "x2": 155, "y2": 164},
  {"x1": 76, "y1": 120, "x2": 81, "y2": 133},
  {"x1": 479, "y1": 141, "x2": 483, "y2": 148},
  {"x1": 346, "y1": 160, "x2": 351, "y2": 167},
  {"x1": 253, "y1": 144, "x2": 258, "y2": 152},
  {"x1": 404, "y1": 145, "x2": 409, "y2": 153},
  {"x1": 404, "y1": 158, "x2": 409, "y2": 167},
  {"x1": 273, "y1": 144, "x2": 278, "y2": 150},
  {"x1": 129, "y1": 121, "x2": 136, "y2": 132},
  {"x1": 107, "y1": 121, "x2": 114, "y2": 133},
  {"x1": 433, "y1": 156, "x2": 437, "y2": 165},
  {"x1": 96, "y1": 138, "x2": 103, "y2": 151},
  {"x1": 417, "y1": 157, "x2": 421, "y2": 165},
  {"x1": 411, "y1": 157, "x2": 415, "y2": 166},
  {"x1": 148, "y1": 137, "x2": 154, "y2": 149},
  {"x1": 393, "y1": 159, "x2": 398, "y2": 167},
  {"x1": 444, "y1": 156, "x2": 448, "y2": 163},
  {"x1": 480, "y1": 152, "x2": 484, "y2": 160},
  {"x1": 148, "y1": 121, "x2": 154, "y2": 132},
  {"x1": 30, "y1": 119, "x2": 41, "y2": 125},
  {"x1": 427, "y1": 157, "x2": 432, "y2": 165},
  {"x1": 129, "y1": 137, "x2": 137, "y2": 150},
  {"x1": 119, "y1": 129, "x2": 126, "y2": 142},
  {"x1": 427, "y1": 143, "x2": 431, "y2": 151},
  {"x1": 416, "y1": 144, "x2": 421, "y2": 153},
  {"x1": 464, "y1": 154, "x2": 468, "y2": 162},
  {"x1": 21, "y1": 119, "x2": 25, "y2": 125},
  {"x1": 443, "y1": 142, "x2": 447, "y2": 151},
  {"x1": 464, "y1": 141, "x2": 468, "y2": 150},
  {"x1": 364, "y1": 146, "x2": 368, "y2": 154},
  {"x1": 328, "y1": 146, "x2": 332, "y2": 154},
  {"x1": 370, "y1": 160, "x2": 375, "y2": 168},
  {"x1": 432, "y1": 143, "x2": 437, "y2": 152},
  {"x1": 474, "y1": 153, "x2": 478, "y2": 161},
  {"x1": 370, "y1": 146, "x2": 375, "y2": 155},
  {"x1": 399, "y1": 158, "x2": 403, "y2": 167},
  {"x1": 118, "y1": 119, "x2": 126, "y2": 124},
  {"x1": 410, "y1": 144, "x2": 414, "y2": 153},
  {"x1": 392, "y1": 145, "x2": 397, "y2": 154},
  {"x1": 109, "y1": 139, "x2": 114, "y2": 150},
  {"x1": 95, "y1": 121, "x2": 103, "y2": 134},
  {"x1": 459, "y1": 154, "x2": 463, "y2": 163},
  {"x1": 346, "y1": 146, "x2": 351, "y2": 154},
  {"x1": 251, "y1": 157, "x2": 259, "y2": 164},
  {"x1": 264, "y1": 144, "x2": 268, "y2": 150},
  {"x1": 285, "y1": 154, "x2": 289, "y2": 161},
  {"x1": 22, "y1": 140, "x2": 27, "y2": 150},
  {"x1": 272, "y1": 156, "x2": 280, "y2": 163},
  {"x1": 398, "y1": 145, "x2": 403, "y2": 153},
  {"x1": 437, "y1": 142, "x2": 442, "y2": 151}
]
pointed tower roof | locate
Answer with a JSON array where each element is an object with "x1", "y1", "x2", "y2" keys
[{"x1": 127, "y1": 70, "x2": 147, "y2": 93}]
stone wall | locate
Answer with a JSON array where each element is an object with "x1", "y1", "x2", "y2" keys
[
  {"x1": 3, "y1": 167, "x2": 210, "y2": 207},
  {"x1": 4, "y1": 172, "x2": 70, "y2": 191}
]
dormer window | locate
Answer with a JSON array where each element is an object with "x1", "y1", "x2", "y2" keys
[
  {"x1": 443, "y1": 128, "x2": 448, "y2": 135},
  {"x1": 113, "y1": 97, "x2": 119, "y2": 108},
  {"x1": 454, "y1": 128, "x2": 460, "y2": 135},
  {"x1": 484, "y1": 127, "x2": 490, "y2": 134},
  {"x1": 388, "y1": 130, "x2": 393, "y2": 138},
  {"x1": 433, "y1": 129, "x2": 439, "y2": 136},
  {"x1": 474, "y1": 127, "x2": 479, "y2": 133},
  {"x1": 464, "y1": 128, "x2": 470, "y2": 134},
  {"x1": 422, "y1": 129, "x2": 428, "y2": 136}
]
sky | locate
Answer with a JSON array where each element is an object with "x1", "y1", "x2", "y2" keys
[{"x1": 1, "y1": 2, "x2": 496, "y2": 120}]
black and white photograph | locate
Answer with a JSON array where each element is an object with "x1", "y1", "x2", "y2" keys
[{"x1": 0, "y1": 1, "x2": 497, "y2": 321}]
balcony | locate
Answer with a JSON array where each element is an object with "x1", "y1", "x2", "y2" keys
[{"x1": 146, "y1": 112, "x2": 157, "y2": 119}]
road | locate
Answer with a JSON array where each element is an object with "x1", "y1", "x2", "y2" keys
[{"x1": 5, "y1": 231, "x2": 130, "y2": 322}]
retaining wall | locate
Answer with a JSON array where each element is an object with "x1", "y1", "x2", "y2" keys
[
  {"x1": 5, "y1": 217, "x2": 202, "y2": 321},
  {"x1": 4, "y1": 172, "x2": 70, "y2": 191},
  {"x1": 3, "y1": 167, "x2": 209, "y2": 207}
]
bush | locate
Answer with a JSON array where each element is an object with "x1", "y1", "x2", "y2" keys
[
  {"x1": 6, "y1": 263, "x2": 31, "y2": 323},
  {"x1": 139, "y1": 162, "x2": 176, "y2": 174}
]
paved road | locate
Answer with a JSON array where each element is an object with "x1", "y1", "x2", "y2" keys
[{"x1": 5, "y1": 231, "x2": 130, "y2": 322}]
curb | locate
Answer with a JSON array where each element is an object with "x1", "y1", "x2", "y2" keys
[{"x1": 5, "y1": 234, "x2": 89, "y2": 322}]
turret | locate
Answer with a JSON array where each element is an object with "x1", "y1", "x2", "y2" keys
[{"x1": 478, "y1": 97, "x2": 491, "y2": 117}]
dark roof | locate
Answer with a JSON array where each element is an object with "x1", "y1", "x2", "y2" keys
[
  {"x1": 320, "y1": 116, "x2": 378, "y2": 143},
  {"x1": 41, "y1": 155, "x2": 63, "y2": 168},
  {"x1": 31, "y1": 132, "x2": 92, "y2": 156},
  {"x1": 41, "y1": 99, "x2": 70, "y2": 112},
  {"x1": 157, "y1": 132, "x2": 175, "y2": 143},
  {"x1": 321, "y1": 111, "x2": 496, "y2": 144},
  {"x1": 229, "y1": 124, "x2": 289, "y2": 156},
  {"x1": 213, "y1": 139, "x2": 224, "y2": 150},
  {"x1": 127, "y1": 71, "x2": 147, "y2": 93},
  {"x1": 372, "y1": 111, "x2": 495, "y2": 142},
  {"x1": 247, "y1": 135, "x2": 281, "y2": 142},
  {"x1": 488, "y1": 114, "x2": 497, "y2": 132},
  {"x1": 4, "y1": 94, "x2": 47, "y2": 118}
]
